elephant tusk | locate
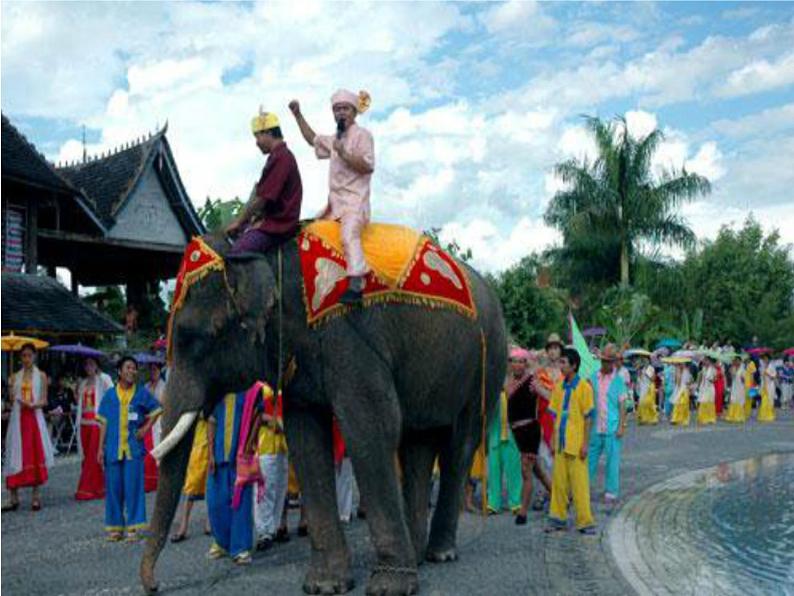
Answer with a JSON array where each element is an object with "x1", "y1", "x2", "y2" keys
[{"x1": 151, "y1": 411, "x2": 198, "y2": 462}]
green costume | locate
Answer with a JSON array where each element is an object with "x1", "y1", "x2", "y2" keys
[{"x1": 487, "y1": 391, "x2": 522, "y2": 512}]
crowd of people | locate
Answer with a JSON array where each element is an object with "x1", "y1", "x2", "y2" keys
[
  {"x1": 480, "y1": 334, "x2": 793, "y2": 535},
  {"x1": 1, "y1": 332, "x2": 791, "y2": 557},
  {"x1": 1, "y1": 344, "x2": 360, "y2": 566}
]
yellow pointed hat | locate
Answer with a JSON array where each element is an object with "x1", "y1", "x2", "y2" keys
[{"x1": 251, "y1": 106, "x2": 280, "y2": 134}]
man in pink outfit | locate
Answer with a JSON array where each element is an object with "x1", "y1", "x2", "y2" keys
[{"x1": 289, "y1": 89, "x2": 375, "y2": 304}]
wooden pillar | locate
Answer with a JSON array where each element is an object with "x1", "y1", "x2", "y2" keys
[
  {"x1": 126, "y1": 279, "x2": 146, "y2": 308},
  {"x1": 24, "y1": 200, "x2": 38, "y2": 275}
]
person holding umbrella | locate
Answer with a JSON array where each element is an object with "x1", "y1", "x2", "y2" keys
[
  {"x1": 3, "y1": 343, "x2": 55, "y2": 511},
  {"x1": 75, "y1": 355, "x2": 113, "y2": 500}
]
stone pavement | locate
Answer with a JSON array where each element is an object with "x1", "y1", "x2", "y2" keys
[{"x1": 2, "y1": 411, "x2": 793, "y2": 595}]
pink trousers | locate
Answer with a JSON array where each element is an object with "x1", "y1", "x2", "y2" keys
[{"x1": 337, "y1": 213, "x2": 368, "y2": 277}]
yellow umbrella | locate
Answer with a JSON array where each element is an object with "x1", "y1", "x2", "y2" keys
[
  {"x1": 661, "y1": 356, "x2": 691, "y2": 365},
  {"x1": 1, "y1": 333, "x2": 49, "y2": 352}
]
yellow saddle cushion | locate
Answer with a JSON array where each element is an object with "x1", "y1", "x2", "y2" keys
[{"x1": 302, "y1": 220, "x2": 422, "y2": 288}]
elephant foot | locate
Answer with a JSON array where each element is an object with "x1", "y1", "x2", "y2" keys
[
  {"x1": 366, "y1": 565, "x2": 418, "y2": 596},
  {"x1": 425, "y1": 546, "x2": 458, "y2": 563},
  {"x1": 303, "y1": 565, "x2": 355, "y2": 595}
]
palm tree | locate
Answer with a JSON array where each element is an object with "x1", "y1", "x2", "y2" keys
[{"x1": 545, "y1": 116, "x2": 711, "y2": 287}]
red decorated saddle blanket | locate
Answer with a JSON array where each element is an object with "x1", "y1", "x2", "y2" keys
[{"x1": 297, "y1": 221, "x2": 477, "y2": 326}]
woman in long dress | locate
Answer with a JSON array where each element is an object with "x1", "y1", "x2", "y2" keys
[
  {"x1": 143, "y1": 363, "x2": 165, "y2": 493},
  {"x1": 757, "y1": 356, "x2": 776, "y2": 422},
  {"x1": 714, "y1": 360, "x2": 726, "y2": 416},
  {"x1": 636, "y1": 358, "x2": 659, "y2": 425},
  {"x1": 3, "y1": 344, "x2": 55, "y2": 511},
  {"x1": 696, "y1": 357, "x2": 717, "y2": 425},
  {"x1": 75, "y1": 356, "x2": 114, "y2": 500},
  {"x1": 670, "y1": 361, "x2": 692, "y2": 426},
  {"x1": 724, "y1": 357, "x2": 747, "y2": 423}
]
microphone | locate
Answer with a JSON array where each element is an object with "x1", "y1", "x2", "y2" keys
[{"x1": 336, "y1": 118, "x2": 346, "y2": 140}]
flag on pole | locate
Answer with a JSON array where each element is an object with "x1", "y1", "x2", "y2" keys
[{"x1": 569, "y1": 312, "x2": 599, "y2": 379}]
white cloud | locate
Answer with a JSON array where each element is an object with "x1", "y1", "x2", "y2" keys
[
  {"x1": 711, "y1": 103, "x2": 794, "y2": 138},
  {"x1": 3, "y1": 2, "x2": 793, "y2": 276},
  {"x1": 625, "y1": 110, "x2": 658, "y2": 139},
  {"x1": 479, "y1": 0, "x2": 557, "y2": 42},
  {"x1": 717, "y1": 51, "x2": 794, "y2": 97},
  {"x1": 440, "y1": 216, "x2": 560, "y2": 272}
]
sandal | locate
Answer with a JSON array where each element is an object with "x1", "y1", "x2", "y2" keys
[
  {"x1": 170, "y1": 532, "x2": 187, "y2": 543},
  {"x1": 31, "y1": 500, "x2": 42, "y2": 511},
  {"x1": 297, "y1": 524, "x2": 308, "y2": 537},
  {"x1": 2, "y1": 501, "x2": 20, "y2": 512},
  {"x1": 107, "y1": 532, "x2": 124, "y2": 542}
]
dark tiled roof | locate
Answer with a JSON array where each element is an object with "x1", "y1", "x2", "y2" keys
[
  {"x1": 57, "y1": 127, "x2": 204, "y2": 235},
  {"x1": 1, "y1": 272, "x2": 123, "y2": 335},
  {"x1": 58, "y1": 131, "x2": 164, "y2": 228},
  {"x1": 1, "y1": 114, "x2": 75, "y2": 193}
]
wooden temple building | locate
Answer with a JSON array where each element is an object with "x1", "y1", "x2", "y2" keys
[{"x1": 1, "y1": 113, "x2": 204, "y2": 339}]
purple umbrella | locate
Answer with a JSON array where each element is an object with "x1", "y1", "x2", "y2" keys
[
  {"x1": 134, "y1": 352, "x2": 165, "y2": 365},
  {"x1": 49, "y1": 344, "x2": 106, "y2": 359},
  {"x1": 582, "y1": 327, "x2": 607, "y2": 338}
]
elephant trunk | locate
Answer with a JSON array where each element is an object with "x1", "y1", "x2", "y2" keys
[{"x1": 140, "y1": 371, "x2": 204, "y2": 593}]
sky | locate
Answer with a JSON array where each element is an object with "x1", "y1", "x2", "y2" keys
[{"x1": 2, "y1": 1, "x2": 793, "y2": 273}]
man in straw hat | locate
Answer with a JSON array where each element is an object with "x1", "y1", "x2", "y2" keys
[
  {"x1": 588, "y1": 343, "x2": 628, "y2": 510},
  {"x1": 226, "y1": 109, "x2": 303, "y2": 254},
  {"x1": 289, "y1": 89, "x2": 375, "y2": 304}
]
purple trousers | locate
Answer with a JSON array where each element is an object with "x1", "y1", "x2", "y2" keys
[{"x1": 229, "y1": 228, "x2": 291, "y2": 255}]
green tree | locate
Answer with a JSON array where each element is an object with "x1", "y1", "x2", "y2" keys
[
  {"x1": 545, "y1": 115, "x2": 711, "y2": 287},
  {"x1": 199, "y1": 197, "x2": 244, "y2": 233},
  {"x1": 673, "y1": 217, "x2": 794, "y2": 347},
  {"x1": 493, "y1": 255, "x2": 567, "y2": 348},
  {"x1": 595, "y1": 287, "x2": 664, "y2": 348}
]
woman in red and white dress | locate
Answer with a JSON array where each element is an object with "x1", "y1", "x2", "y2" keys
[
  {"x1": 143, "y1": 363, "x2": 165, "y2": 493},
  {"x1": 3, "y1": 344, "x2": 55, "y2": 511},
  {"x1": 75, "y1": 357, "x2": 113, "y2": 500}
]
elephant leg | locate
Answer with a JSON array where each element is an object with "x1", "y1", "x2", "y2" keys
[
  {"x1": 399, "y1": 435, "x2": 439, "y2": 565},
  {"x1": 285, "y1": 404, "x2": 353, "y2": 595},
  {"x1": 334, "y1": 388, "x2": 418, "y2": 595},
  {"x1": 427, "y1": 406, "x2": 478, "y2": 563}
]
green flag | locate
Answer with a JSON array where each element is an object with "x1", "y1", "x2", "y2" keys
[{"x1": 569, "y1": 313, "x2": 599, "y2": 379}]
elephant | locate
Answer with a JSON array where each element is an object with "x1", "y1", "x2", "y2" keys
[{"x1": 140, "y1": 233, "x2": 507, "y2": 595}]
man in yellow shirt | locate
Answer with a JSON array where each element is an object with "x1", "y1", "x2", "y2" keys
[
  {"x1": 546, "y1": 348, "x2": 596, "y2": 534},
  {"x1": 253, "y1": 386, "x2": 289, "y2": 550}
]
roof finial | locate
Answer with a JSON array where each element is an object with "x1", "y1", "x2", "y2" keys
[{"x1": 82, "y1": 125, "x2": 87, "y2": 164}]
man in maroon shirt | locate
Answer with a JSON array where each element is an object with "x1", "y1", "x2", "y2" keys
[{"x1": 226, "y1": 110, "x2": 303, "y2": 254}]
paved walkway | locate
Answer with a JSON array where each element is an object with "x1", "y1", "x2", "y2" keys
[{"x1": 2, "y1": 411, "x2": 793, "y2": 595}]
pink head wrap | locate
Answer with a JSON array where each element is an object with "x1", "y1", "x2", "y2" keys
[
  {"x1": 331, "y1": 89, "x2": 371, "y2": 113},
  {"x1": 509, "y1": 347, "x2": 531, "y2": 361}
]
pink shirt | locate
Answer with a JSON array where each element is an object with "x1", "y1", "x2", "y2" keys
[
  {"x1": 596, "y1": 370, "x2": 616, "y2": 434},
  {"x1": 314, "y1": 122, "x2": 375, "y2": 220}
]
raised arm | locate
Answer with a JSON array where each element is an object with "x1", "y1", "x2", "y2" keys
[{"x1": 289, "y1": 100, "x2": 317, "y2": 147}]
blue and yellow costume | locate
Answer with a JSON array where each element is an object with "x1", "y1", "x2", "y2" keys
[
  {"x1": 96, "y1": 384, "x2": 162, "y2": 535},
  {"x1": 548, "y1": 375, "x2": 595, "y2": 530},
  {"x1": 207, "y1": 392, "x2": 255, "y2": 558}
]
